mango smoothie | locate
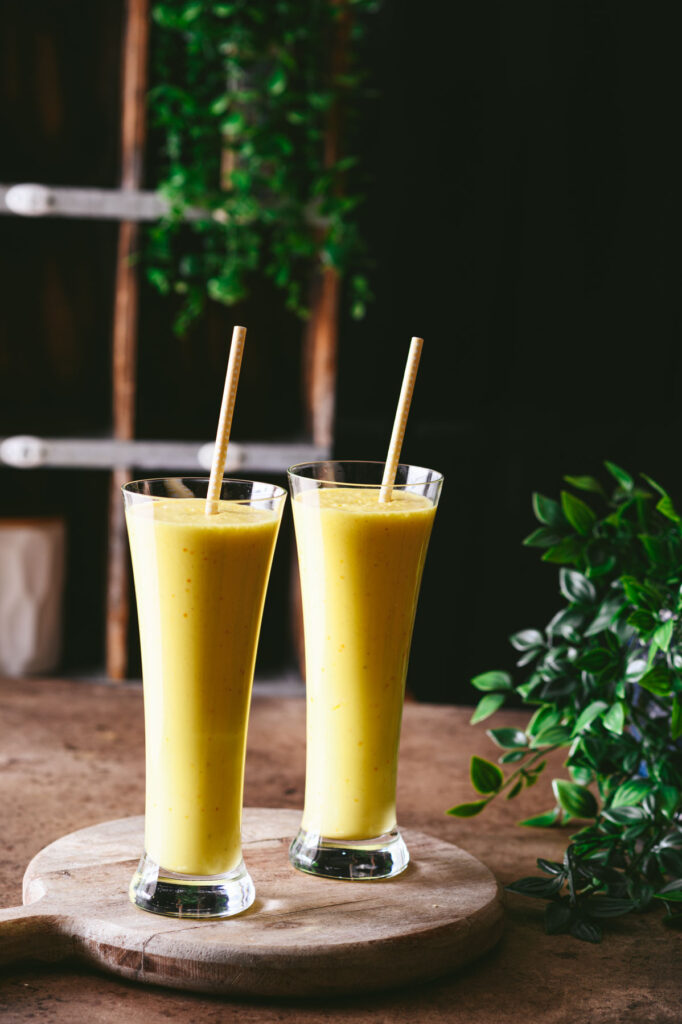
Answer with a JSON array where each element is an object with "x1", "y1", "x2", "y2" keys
[
  {"x1": 126, "y1": 495, "x2": 282, "y2": 877},
  {"x1": 293, "y1": 486, "x2": 436, "y2": 840}
]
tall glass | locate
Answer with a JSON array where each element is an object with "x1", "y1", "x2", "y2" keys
[
  {"x1": 288, "y1": 461, "x2": 443, "y2": 879},
  {"x1": 122, "y1": 477, "x2": 285, "y2": 918}
]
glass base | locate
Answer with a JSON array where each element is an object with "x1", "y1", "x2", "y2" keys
[
  {"x1": 129, "y1": 851, "x2": 255, "y2": 919},
  {"x1": 289, "y1": 825, "x2": 409, "y2": 880}
]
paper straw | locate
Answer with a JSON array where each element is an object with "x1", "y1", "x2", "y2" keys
[
  {"x1": 379, "y1": 336, "x2": 423, "y2": 502},
  {"x1": 205, "y1": 325, "x2": 247, "y2": 514}
]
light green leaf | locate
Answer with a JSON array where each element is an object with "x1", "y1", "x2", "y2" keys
[
  {"x1": 519, "y1": 808, "x2": 560, "y2": 828},
  {"x1": 653, "y1": 619, "x2": 674, "y2": 652},
  {"x1": 611, "y1": 779, "x2": 653, "y2": 807},
  {"x1": 563, "y1": 475, "x2": 605, "y2": 496},
  {"x1": 572, "y1": 701, "x2": 609, "y2": 734},
  {"x1": 471, "y1": 671, "x2": 513, "y2": 692},
  {"x1": 602, "y1": 701, "x2": 626, "y2": 735},
  {"x1": 470, "y1": 693, "x2": 506, "y2": 724}
]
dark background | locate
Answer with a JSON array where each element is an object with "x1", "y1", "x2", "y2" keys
[{"x1": 1, "y1": 2, "x2": 680, "y2": 701}]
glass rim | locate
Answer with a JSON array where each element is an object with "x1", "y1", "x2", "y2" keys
[
  {"x1": 121, "y1": 476, "x2": 287, "y2": 503},
  {"x1": 287, "y1": 459, "x2": 444, "y2": 488}
]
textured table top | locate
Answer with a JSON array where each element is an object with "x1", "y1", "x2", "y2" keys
[{"x1": 0, "y1": 678, "x2": 676, "y2": 1023}]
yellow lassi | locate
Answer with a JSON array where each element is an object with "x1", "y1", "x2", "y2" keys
[
  {"x1": 293, "y1": 486, "x2": 436, "y2": 840},
  {"x1": 126, "y1": 496, "x2": 282, "y2": 877}
]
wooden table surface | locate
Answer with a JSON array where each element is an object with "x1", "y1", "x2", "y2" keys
[{"x1": 0, "y1": 678, "x2": 677, "y2": 1023}]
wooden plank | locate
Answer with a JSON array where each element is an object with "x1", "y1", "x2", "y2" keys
[{"x1": 106, "y1": 0, "x2": 150, "y2": 682}]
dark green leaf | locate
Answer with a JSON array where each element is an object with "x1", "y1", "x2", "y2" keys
[
  {"x1": 523, "y1": 527, "x2": 565, "y2": 548},
  {"x1": 638, "y1": 664, "x2": 672, "y2": 696},
  {"x1": 552, "y1": 779, "x2": 598, "y2": 818},
  {"x1": 487, "y1": 728, "x2": 528, "y2": 749},
  {"x1": 576, "y1": 648, "x2": 612, "y2": 671},
  {"x1": 537, "y1": 858, "x2": 564, "y2": 876},
  {"x1": 542, "y1": 537, "x2": 583, "y2": 564},
  {"x1": 500, "y1": 749, "x2": 526, "y2": 763},
  {"x1": 585, "y1": 596, "x2": 626, "y2": 637},
  {"x1": 447, "y1": 799, "x2": 489, "y2": 818},
  {"x1": 471, "y1": 670, "x2": 513, "y2": 692},
  {"x1": 559, "y1": 569, "x2": 597, "y2": 605},
  {"x1": 583, "y1": 896, "x2": 635, "y2": 918},
  {"x1": 672, "y1": 697, "x2": 682, "y2": 741},
  {"x1": 470, "y1": 756, "x2": 504, "y2": 795},
  {"x1": 470, "y1": 693, "x2": 506, "y2": 725},
  {"x1": 570, "y1": 919, "x2": 602, "y2": 943},
  {"x1": 627, "y1": 609, "x2": 657, "y2": 633},
  {"x1": 506, "y1": 780, "x2": 523, "y2": 799},
  {"x1": 545, "y1": 901, "x2": 572, "y2": 934},
  {"x1": 532, "y1": 493, "x2": 565, "y2": 527},
  {"x1": 641, "y1": 474, "x2": 681, "y2": 522},
  {"x1": 561, "y1": 491, "x2": 597, "y2": 536},
  {"x1": 505, "y1": 875, "x2": 565, "y2": 899},
  {"x1": 604, "y1": 461, "x2": 634, "y2": 491}
]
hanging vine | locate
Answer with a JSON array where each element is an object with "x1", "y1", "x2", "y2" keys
[{"x1": 145, "y1": 0, "x2": 378, "y2": 334}]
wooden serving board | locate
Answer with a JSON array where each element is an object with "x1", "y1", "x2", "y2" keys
[{"x1": 0, "y1": 808, "x2": 504, "y2": 997}]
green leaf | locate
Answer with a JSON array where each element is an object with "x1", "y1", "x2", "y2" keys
[
  {"x1": 602, "y1": 701, "x2": 626, "y2": 735},
  {"x1": 542, "y1": 537, "x2": 583, "y2": 564},
  {"x1": 470, "y1": 693, "x2": 506, "y2": 724},
  {"x1": 658, "y1": 785, "x2": 680, "y2": 820},
  {"x1": 519, "y1": 808, "x2": 559, "y2": 827},
  {"x1": 523, "y1": 527, "x2": 565, "y2": 548},
  {"x1": 471, "y1": 671, "x2": 513, "y2": 692},
  {"x1": 506, "y1": 875, "x2": 564, "y2": 899},
  {"x1": 585, "y1": 596, "x2": 625, "y2": 636},
  {"x1": 573, "y1": 700, "x2": 609, "y2": 734},
  {"x1": 447, "y1": 799, "x2": 489, "y2": 818},
  {"x1": 509, "y1": 629, "x2": 544, "y2": 651},
  {"x1": 487, "y1": 728, "x2": 528, "y2": 749},
  {"x1": 583, "y1": 896, "x2": 635, "y2": 918},
  {"x1": 641, "y1": 474, "x2": 681, "y2": 522},
  {"x1": 604, "y1": 461, "x2": 634, "y2": 491},
  {"x1": 559, "y1": 568, "x2": 597, "y2": 605},
  {"x1": 601, "y1": 806, "x2": 646, "y2": 824},
  {"x1": 532, "y1": 493, "x2": 565, "y2": 527},
  {"x1": 653, "y1": 619, "x2": 674, "y2": 652},
  {"x1": 563, "y1": 475, "x2": 605, "y2": 496},
  {"x1": 672, "y1": 697, "x2": 682, "y2": 741},
  {"x1": 500, "y1": 750, "x2": 526, "y2": 764},
  {"x1": 570, "y1": 919, "x2": 602, "y2": 943},
  {"x1": 266, "y1": 67, "x2": 288, "y2": 96},
  {"x1": 470, "y1": 756, "x2": 504, "y2": 795},
  {"x1": 545, "y1": 901, "x2": 572, "y2": 934},
  {"x1": 506, "y1": 780, "x2": 523, "y2": 799},
  {"x1": 611, "y1": 779, "x2": 653, "y2": 807},
  {"x1": 530, "y1": 726, "x2": 572, "y2": 748},
  {"x1": 638, "y1": 664, "x2": 672, "y2": 696},
  {"x1": 561, "y1": 491, "x2": 597, "y2": 536},
  {"x1": 552, "y1": 779, "x2": 598, "y2": 818},
  {"x1": 528, "y1": 706, "x2": 562, "y2": 737},
  {"x1": 576, "y1": 648, "x2": 612, "y2": 671},
  {"x1": 627, "y1": 609, "x2": 657, "y2": 633}
]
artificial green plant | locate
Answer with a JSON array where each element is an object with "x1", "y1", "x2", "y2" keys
[{"x1": 450, "y1": 462, "x2": 682, "y2": 942}]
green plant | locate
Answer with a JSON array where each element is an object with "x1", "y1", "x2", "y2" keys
[
  {"x1": 146, "y1": 0, "x2": 377, "y2": 334},
  {"x1": 449, "y1": 462, "x2": 682, "y2": 942}
]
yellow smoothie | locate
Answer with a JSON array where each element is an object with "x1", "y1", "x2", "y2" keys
[
  {"x1": 126, "y1": 497, "x2": 282, "y2": 876},
  {"x1": 293, "y1": 487, "x2": 436, "y2": 840}
]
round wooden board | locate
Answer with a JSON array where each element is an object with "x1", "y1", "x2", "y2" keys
[{"x1": 0, "y1": 808, "x2": 504, "y2": 997}]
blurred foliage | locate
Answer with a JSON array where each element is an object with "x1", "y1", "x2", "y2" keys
[{"x1": 146, "y1": 0, "x2": 378, "y2": 333}]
